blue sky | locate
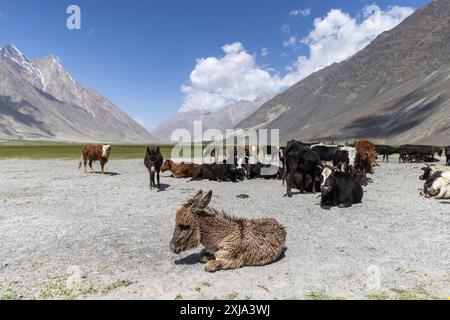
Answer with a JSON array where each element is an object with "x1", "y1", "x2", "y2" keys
[{"x1": 0, "y1": 0, "x2": 429, "y2": 130}]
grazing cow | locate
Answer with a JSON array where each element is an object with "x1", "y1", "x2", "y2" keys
[
  {"x1": 320, "y1": 167, "x2": 363, "y2": 208},
  {"x1": 161, "y1": 160, "x2": 199, "y2": 178},
  {"x1": 169, "y1": 190, "x2": 287, "y2": 272},
  {"x1": 355, "y1": 140, "x2": 377, "y2": 179},
  {"x1": 446, "y1": 147, "x2": 450, "y2": 166},
  {"x1": 191, "y1": 162, "x2": 245, "y2": 182},
  {"x1": 284, "y1": 141, "x2": 323, "y2": 197},
  {"x1": 247, "y1": 163, "x2": 282, "y2": 180},
  {"x1": 78, "y1": 144, "x2": 112, "y2": 174},
  {"x1": 375, "y1": 145, "x2": 399, "y2": 162},
  {"x1": 144, "y1": 147, "x2": 163, "y2": 190}
]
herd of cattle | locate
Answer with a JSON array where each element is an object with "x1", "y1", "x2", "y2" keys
[
  {"x1": 78, "y1": 142, "x2": 450, "y2": 206},
  {"x1": 76, "y1": 142, "x2": 449, "y2": 272}
]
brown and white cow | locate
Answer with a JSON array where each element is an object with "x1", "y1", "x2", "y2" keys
[{"x1": 78, "y1": 144, "x2": 112, "y2": 174}]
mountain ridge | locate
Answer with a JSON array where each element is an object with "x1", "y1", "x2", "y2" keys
[
  {"x1": 0, "y1": 44, "x2": 158, "y2": 143},
  {"x1": 237, "y1": 0, "x2": 450, "y2": 145}
]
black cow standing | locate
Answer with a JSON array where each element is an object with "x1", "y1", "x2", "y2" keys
[
  {"x1": 284, "y1": 140, "x2": 323, "y2": 197},
  {"x1": 311, "y1": 145, "x2": 349, "y2": 171},
  {"x1": 375, "y1": 145, "x2": 399, "y2": 162},
  {"x1": 144, "y1": 147, "x2": 163, "y2": 190}
]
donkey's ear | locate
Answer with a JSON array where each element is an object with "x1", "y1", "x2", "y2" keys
[
  {"x1": 193, "y1": 190, "x2": 203, "y2": 200},
  {"x1": 147, "y1": 147, "x2": 150, "y2": 152},
  {"x1": 195, "y1": 190, "x2": 212, "y2": 209},
  {"x1": 157, "y1": 146, "x2": 160, "y2": 152}
]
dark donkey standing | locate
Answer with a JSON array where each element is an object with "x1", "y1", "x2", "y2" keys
[{"x1": 144, "y1": 147, "x2": 163, "y2": 190}]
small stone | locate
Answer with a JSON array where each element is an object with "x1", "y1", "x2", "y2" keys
[{"x1": 66, "y1": 265, "x2": 84, "y2": 289}]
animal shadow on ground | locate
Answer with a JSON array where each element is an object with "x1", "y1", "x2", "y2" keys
[
  {"x1": 320, "y1": 204, "x2": 333, "y2": 211},
  {"x1": 175, "y1": 253, "x2": 200, "y2": 265},
  {"x1": 320, "y1": 202, "x2": 362, "y2": 210},
  {"x1": 92, "y1": 171, "x2": 121, "y2": 176},
  {"x1": 175, "y1": 251, "x2": 288, "y2": 267},
  {"x1": 283, "y1": 191, "x2": 317, "y2": 197},
  {"x1": 155, "y1": 183, "x2": 170, "y2": 192}
]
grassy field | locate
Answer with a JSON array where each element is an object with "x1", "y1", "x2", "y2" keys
[{"x1": 0, "y1": 141, "x2": 177, "y2": 160}]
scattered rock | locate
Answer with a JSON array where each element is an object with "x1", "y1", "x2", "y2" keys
[{"x1": 66, "y1": 266, "x2": 84, "y2": 289}]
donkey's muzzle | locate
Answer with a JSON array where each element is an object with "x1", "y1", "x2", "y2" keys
[{"x1": 170, "y1": 240, "x2": 180, "y2": 254}]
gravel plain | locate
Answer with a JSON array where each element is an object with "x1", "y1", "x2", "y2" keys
[{"x1": 0, "y1": 157, "x2": 449, "y2": 300}]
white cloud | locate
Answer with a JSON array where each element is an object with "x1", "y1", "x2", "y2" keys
[
  {"x1": 289, "y1": 8, "x2": 311, "y2": 17},
  {"x1": 260, "y1": 48, "x2": 269, "y2": 57},
  {"x1": 180, "y1": 43, "x2": 282, "y2": 112},
  {"x1": 283, "y1": 36, "x2": 298, "y2": 48},
  {"x1": 179, "y1": 5, "x2": 414, "y2": 112},
  {"x1": 281, "y1": 5, "x2": 414, "y2": 87}
]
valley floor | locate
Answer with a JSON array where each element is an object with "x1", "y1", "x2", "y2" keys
[{"x1": 0, "y1": 158, "x2": 449, "y2": 300}]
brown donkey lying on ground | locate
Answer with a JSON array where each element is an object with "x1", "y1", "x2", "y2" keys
[
  {"x1": 161, "y1": 160, "x2": 199, "y2": 178},
  {"x1": 170, "y1": 190, "x2": 287, "y2": 272}
]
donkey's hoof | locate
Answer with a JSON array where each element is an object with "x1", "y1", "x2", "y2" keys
[{"x1": 205, "y1": 261, "x2": 221, "y2": 273}]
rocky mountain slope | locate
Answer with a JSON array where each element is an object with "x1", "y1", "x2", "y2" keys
[
  {"x1": 0, "y1": 45, "x2": 157, "y2": 143},
  {"x1": 238, "y1": 0, "x2": 450, "y2": 145}
]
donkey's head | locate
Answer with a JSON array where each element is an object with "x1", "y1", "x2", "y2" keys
[
  {"x1": 170, "y1": 190, "x2": 212, "y2": 254},
  {"x1": 146, "y1": 146, "x2": 161, "y2": 173}
]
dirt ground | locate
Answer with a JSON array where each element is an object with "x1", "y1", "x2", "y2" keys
[{"x1": 0, "y1": 157, "x2": 449, "y2": 300}]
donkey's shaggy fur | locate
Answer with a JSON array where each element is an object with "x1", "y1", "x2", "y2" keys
[{"x1": 170, "y1": 190, "x2": 287, "y2": 272}]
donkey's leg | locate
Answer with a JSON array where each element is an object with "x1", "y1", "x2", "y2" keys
[
  {"x1": 198, "y1": 249, "x2": 215, "y2": 264},
  {"x1": 150, "y1": 172, "x2": 154, "y2": 189},
  {"x1": 89, "y1": 160, "x2": 94, "y2": 173},
  {"x1": 157, "y1": 171, "x2": 161, "y2": 189},
  {"x1": 205, "y1": 258, "x2": 245, "y2": 272}
]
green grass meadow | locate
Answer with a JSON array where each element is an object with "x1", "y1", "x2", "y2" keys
[
  {"x1": 0, "y1": 141, "x2": 219, "y2": 160},
  {"x1": 0, "y1": 141, "x2": 177, "y2": 160}
]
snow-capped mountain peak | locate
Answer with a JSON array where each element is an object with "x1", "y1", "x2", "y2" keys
[
  {"x1": 1, "y1": 44, "x2": 31, "y2": 66},
  {"x1": 0, "y1": 44, "x2": 158, "y2": 143}
]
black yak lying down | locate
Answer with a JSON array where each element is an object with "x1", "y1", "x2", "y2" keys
[
  {"x1": 190, "y1": 162, "x2": 245, "y2": 182},
  {"x1": 246, "y1": 163, "x2": 282, "y2": 180},
  {"x1": 320, "y1": 167, "x2": 363, "y2": 208}
]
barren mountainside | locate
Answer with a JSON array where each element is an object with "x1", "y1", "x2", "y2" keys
[
  {"x1": 0, "y1": 45, "x2": 157, "y2": 143},
  {"x1": 238, "y1": 0, "x2": 450, "y2": 145}
]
